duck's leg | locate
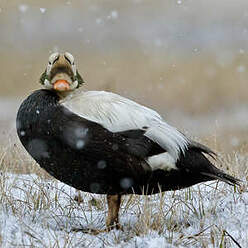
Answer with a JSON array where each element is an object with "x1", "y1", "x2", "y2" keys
[
  {"x1": 72, "y1": 194, "x2": 122, "y2": 234},
  {"x1": 106, "y1": 194, "x2": 122, "y2": 231}
]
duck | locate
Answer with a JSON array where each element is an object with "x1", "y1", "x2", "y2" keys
[{"x1": 16, "y1": 52, "x2": 240, "y2": 233}]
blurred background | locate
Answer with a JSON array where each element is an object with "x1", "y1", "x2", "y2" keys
[{"x1": 1, "y1": 0, "x2": 248, "y2": 168}]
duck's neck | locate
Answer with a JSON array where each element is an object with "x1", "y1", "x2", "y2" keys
[
  {"x1": 57, "y1": 90, "x2": 74, "y2": 99},
  {"x1": 58, "y1": 88, "x2": 85, "y2": 102}
]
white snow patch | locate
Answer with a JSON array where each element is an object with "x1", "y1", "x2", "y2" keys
[{"x1": 0, "y1": 173, "x2": 246, "y2": 247}]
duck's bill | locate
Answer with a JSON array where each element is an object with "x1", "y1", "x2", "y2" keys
[{"x1": 53, "y1": 80, "x2": 70, "y2": 91}]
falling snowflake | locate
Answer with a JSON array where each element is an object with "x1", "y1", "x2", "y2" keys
[
  {"x1": 237, "y1": 65, "x2": 245, "y2": 73},
  {"x1": 76, "y1": 140, "x2": 85, "y2": 149},
  {"x1": 90, "y1": 183, "x2": 100, "y2": 193},
  {"x1": 96, "y1": 18, "x2": 103, "y2": 25},
  {"x1": 20, "y1": 131, "x2": 26, "y2": 136},
  {"x1": 120, "y1": 177, "x2": 133, "y2": 189},
  {"x1": 97, "y1": 160, "x2": 107, "y2": 169},
  {"x1": 239, "y1": 49, "x2": 245, "y2": 54},
  {"x1": 40, "y1": 8, "x2": 46, "y2": 14},
  {"x1": 230, "y1": 137, "x2": 240, "y2": 147},
  {"x1": 154, "y1": 38, "x2": 162, "y2": 47},
  {"x1": 18, "y1": 4, "x2": 29, "y2": 13},
  {"x1": 112, "y1": 144, "x2": 119, "y2": 151},
  {"x1": 110, "y1": 10, "x2": 118, "y2": 19},
  {"x1": 77, "y1": 27, "x2": 84, "y2": 32}
]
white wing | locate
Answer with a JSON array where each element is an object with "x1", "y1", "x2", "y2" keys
[{"x1": 61, "y1": 90, "x2": 189, "y2": 161}]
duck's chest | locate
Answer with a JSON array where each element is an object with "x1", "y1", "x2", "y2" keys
[
  {"x1": 16, "y1": 90, "x2": 146, "y2": 194},
  {"x1": 16, "y1": 90, "x2": 87, "y2": 178}
]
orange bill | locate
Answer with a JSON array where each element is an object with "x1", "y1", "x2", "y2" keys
[{"x1": 53, "y1": 80, "x2": 70, "y2": 91}]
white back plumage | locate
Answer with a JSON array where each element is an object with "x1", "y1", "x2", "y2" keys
[{"x1": 61, "y1": 90, "x2": 189, "y2": 161}]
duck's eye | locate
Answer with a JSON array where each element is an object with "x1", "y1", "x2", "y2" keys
[
  {"x1": 64, "y1": 56, "x2": 71, "y2": 64},
  {"x1": 48, "y1": 52, "x2": 59, "y2": 65},
  {"x1": 64, "y1": 52, "x2": 74, "y2": 65},
  {"x1": 53, "y1": 57, "x2": 59, "y2": 64}
]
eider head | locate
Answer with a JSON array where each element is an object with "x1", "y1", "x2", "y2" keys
[{"x1": 39, "y1": 52, "x2": 85, "y2": 92}]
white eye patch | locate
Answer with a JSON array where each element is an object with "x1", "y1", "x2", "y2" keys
[
  {"x1": 48, "y1": 52, "x2": 59, "y2": 64},
  {"x1": 47, "y1": 52, "x2": 59, "y2": 75},
  {"x1": 64, "y1": 52, "x2": 74, "y2": 64}
]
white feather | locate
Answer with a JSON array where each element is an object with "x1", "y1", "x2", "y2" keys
[
  {"x1": 61, "y1": 90, "x2": 189, "y2": 161},
  {"x1": 146, "y1": 153, "x2": 177, "y2": 171}
]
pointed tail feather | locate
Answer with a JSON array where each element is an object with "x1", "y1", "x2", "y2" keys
[
  {"x1": 188, "y1": 141, "x2": 241, "y2": 186},
  {"x1": 189, "y1": 140, "x2": 217, "y2": 159},
  {"x1": 200, "y1": 171, "x2": 241, "y2": 186}
]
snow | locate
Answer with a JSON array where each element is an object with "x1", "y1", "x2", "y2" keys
[
  {"x1": 76, "y1": 140, "x2": 85, "y2": 149},
  {"x1": 0, "y1": 173, "x2": 246, "y2": 247},
  {"x1": 96, "y1": 18, "x2": 103, "y2": 25},
  {"x1": 106, "y1": 10, "x2": 119, "y2": 20},
  {"x1": 18, "y1": 4, "x2": 29, "y2": 13},
  {"x1": 239, "y1": 49, "x2": 245, "y2": 54},
  {"x1": 110, "y1": 10, "x2": 119, "y2": 19},
  {"x1": 230, "y1": 137, "x2": 240, "y2": 148},
  {"x1": 120, "y1": 177, "x2": 133, "y2": 189},
  {"x1": 77, "y1": 27, "x2": 84, "y2": 33},
  {"x1": 97, "y1": 160, "x2": 107, "y2": 169},
  {"x1": 39, "y1": 8, "x2": 46, "y2": 14},
  {"x1": 193, "y1": 48, "x2": 199, "y2": 53},
  {"x1": 20, "y1": 131, "x2": 25, "y2": 136},
  {"x1": 236, "y1": 65, "x2": 246, "y2": 73},
  {"x1": 154, "y1": 38, "x2": 162, "y2": 47}
]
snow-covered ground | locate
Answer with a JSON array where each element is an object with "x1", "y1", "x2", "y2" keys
[{"x1": 0, "y1": 173, "x2": 247, "y2": 247}]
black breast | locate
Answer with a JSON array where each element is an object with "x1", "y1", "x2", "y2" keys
[{"x1": 16, "y1": 89, "x2": 157, "y2": 195}]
